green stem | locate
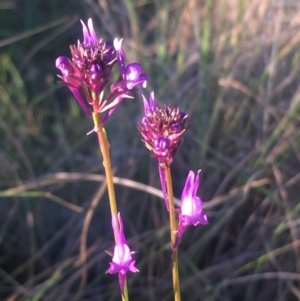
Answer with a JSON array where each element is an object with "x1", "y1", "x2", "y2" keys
[
  {"x1": 165, "y1": 167, "x2": 181, "y2": 301},
  {"x1": 92, "y1": 100, "x2": 129, "y2": 301},
  {"x1": 123, "y1": 277, "x2": 129, "y2": 301},
  {"x1": 92, "y1": 103, "x2": 118, "y2": 227}
]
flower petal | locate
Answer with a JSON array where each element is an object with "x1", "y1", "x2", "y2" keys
[
  {"x1": 56, "y1": 56, "x2": 73, "y2": 76},
  {"x1": 181, "y1": 170, "x2": 195, "y2": 201},
  {"x1": 80, "y1": 19, "x2": 90, "y2": 46},
  {"x1": 70, "y1": 88, "x2": 92, "y2": 117},
  {"x1": 87, "y1": 18, "x2": 98, "y2": 47},
  {"x1": 114, "y1": 38, "x2": 125, "y2": 73}
]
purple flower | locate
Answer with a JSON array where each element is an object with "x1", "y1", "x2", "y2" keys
[
  {"x1": 137, "y1": 92, "x2": 188, "y2": 210},
  {"x1": 56, "y1": 19, "x2": 147, "y2": 123},
  {"x1": 173, "y1": 170, "x2": 208, "y2": 251},
  {"x1": 110, "y1": 38, "x2": 148, "y2": 94},
  {"x1": 138, "y1": 92, "x2": 188, "y2": 167},
  {"x1": 55, "y1": 18, "x2": 118, "y2": 116},
  {"x1": 108, "y1": 213, "x2": 138, "y2": 296}
]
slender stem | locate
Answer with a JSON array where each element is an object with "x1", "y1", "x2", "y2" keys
[
  {"x1": 92, "y1": 100, "x2": 129, "y2": 301},
  {"x1": 123, "y1": 277, "x2": 129, "y2": 301},
  {"x1": 165, "y1": 167, "x2": 181, "y2": 301},
  {"x1": 92, "y1": 101, "x2": 118, "y2": 227}
]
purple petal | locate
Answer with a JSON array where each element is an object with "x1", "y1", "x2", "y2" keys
[
  {"x1": 112, "y1": 244, "x2": 131, "y2": 266},
  {"x1": 193, "y1": 170, "x2": 201, "y2": 196},
  {"x1": 149, "y1": 91, "x2": 157, "y2": 110},
  {"x1": 128, "y1": 260, "x2": 139, "y2": 273},
  {"x1": 112, "y1": 213, "x2": 126, "y2": 245},
  {"x1": 102, "y1": 97, "x2": 123, "y2": 124},
  {"x1": 80, "y1": 20, "x2": 90, "y2": 46},
  {"x1": 113, "y1": 38, "x2": 123, "y2": 51},
  {"x1": 87, "y1": 18, "x2": 98, "y2": 47},
  {"x1": 118, "y1": 273, "x2": 126, "y2": 296},
  {"x1": 142, "y1": 92, "x2": 157, "y2": 116},
  {"x1": 180, "y1": 209, "x2": 208, "y2": 226},
  {"x1": 55, "y1": 56, "x2": 73, "y2": 76},
  {"x1": 139, "y1": 73, "x2": 148, "y2": 88},
  {"x1": 125, "y1": 63, "x2": 141, "y2": 89},
  {"x1": 142, "y1": 77, "x2": 147, "y2": 88},
  {"x1": 80, "y1": 18, "x2": 98, "y2": 47},
  {"x1": 69, "y1": 88, "x2": 92, "y2": 117},
  {"x1": 109, "y1": 261, "x2": 121, "y2": 274},
  {"x1": 181, "y1": 170, "x2": 195, "y2": 201},
  {"x1": 114, "y1": 38, "x2": 125, "y2": 73},
  {"x1": 124, "y1": 63, "x2": 148, "y2": 90},
  {"x1": 126, "y1": 63, "x2": 141, "y2": 80},
  {"x1": 142, "y1": 94, "x2": 150, "y2": 115}
]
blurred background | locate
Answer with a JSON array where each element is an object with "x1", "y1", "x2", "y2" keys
[{"x1": 1, "y1": 0, "x2": 300, "y2": 300}]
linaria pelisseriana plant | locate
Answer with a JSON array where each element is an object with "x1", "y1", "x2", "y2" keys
[
  {"x1": 55, "y1": 18, "x2": 208, "y2": 301},
  {"x1": 56, "y1": 18, "x2": 147, "y2": 301},
  {"x1": 137, "y1": 92, "x2": 208, "y2": 301},
  {"x1": 56, "y1": 19, "x2": 147, "y2": 123}
]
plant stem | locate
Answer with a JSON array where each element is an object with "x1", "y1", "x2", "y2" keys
[
  {"x1": 123, "y1": 277, "x2": 129, "y2": 301},
  {"x1": 92, "y1": 100, "x2": 129, "y2": 301},
  {"x1": 165, "y1": 167, "x2": 181, "y2": 301},
  {"x1": 92, "y1": 101, "x2": 118, "y2": 228}
]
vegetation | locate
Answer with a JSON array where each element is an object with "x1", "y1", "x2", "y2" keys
[{"x1": 1, "y1": 0, "x2": 300, "y2": 300}]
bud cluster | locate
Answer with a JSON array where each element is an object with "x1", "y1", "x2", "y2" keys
[
  {"x1": 68, "y1": 38, "x2": 117, "y2": 95},
  {"x1": 55, "y1": 18, "x2": 147, "y2": 121},
  {"x1": 138, "y1": 93, "x2": 188, "y2": 167}
]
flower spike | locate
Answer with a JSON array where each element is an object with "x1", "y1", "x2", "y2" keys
[
  {"x1": 138, "y1": 92, "x2": 188, "y2": 210},
  {"x1": 138, "y1": 92, "x2": 188, "y2": 167},
  {"x1": 56, "y1": 19, "x2": 147, "y2": 124},
  {"x1": 55, "y1": 18, "x2": 118, "y2": 116}
]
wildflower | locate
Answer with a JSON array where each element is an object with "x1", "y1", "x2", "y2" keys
[
  {"x1": 110, "y1": 38, "x2": 148, "y2": 94},
  {"x1": 173, "y1": 170, "x2": 208, "y2": 251},
  {"x1": 137, "y1": 92, "x2": 188, "y2": 210},
  {"x1": 138, "y1": 92, "x2": 188, "y2": 167},
  {"x1": 55, "y1": 19, "x2": 147, "y2": 121},
  {"x1": 107, "y1": 213, "x2": 138, "y2": 296},
  {"x1": 56, "y1": 19, "x2": 117, "y2": 114}
]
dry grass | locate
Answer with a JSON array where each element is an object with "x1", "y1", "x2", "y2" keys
[{"x1": 1, "y1": 0, "x2": 300, "y2": 300}]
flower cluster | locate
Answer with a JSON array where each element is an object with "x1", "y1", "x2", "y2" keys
[
  {"x1": 138, "y1": 92, "x2": 188, "y2": 167},
  {"x1": 137, "y1": 92, "x2": 188, "y2": 210},
  {"x1": 56, "y1": 18, "x2": 147, "y2": 122}
]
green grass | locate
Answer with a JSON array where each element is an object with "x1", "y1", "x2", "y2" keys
[{"x1": 1, "y1": 0, "x2": 300, "y2": 300}]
